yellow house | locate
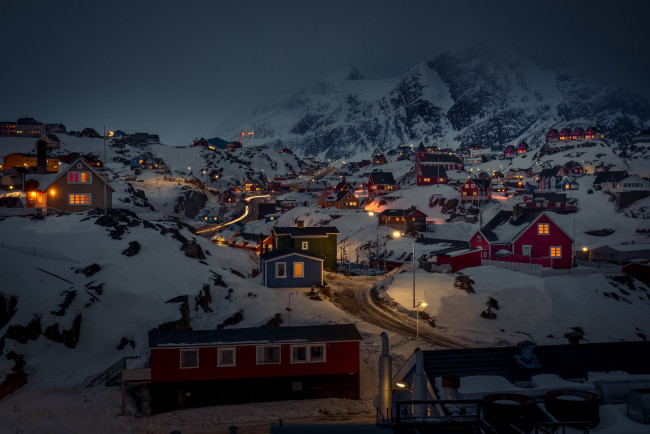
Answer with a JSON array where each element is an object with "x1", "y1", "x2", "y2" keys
[{"x1": 3, "y1": 153, "x2": 59, "y2": 173}]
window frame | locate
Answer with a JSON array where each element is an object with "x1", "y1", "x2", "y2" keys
[
  {"x1": 293, "y1": 262, "x2": 304, "y2": 278},
  {"x1": 550, "y1": 246, "x2": 562, "y2": 258},
  {"x1": 256, "y1": 345, "x2": 281, "y2": 365},
  {"x1": 68, "y1": 193, "x2": 92, "y2": 205},
  {"x1": 276, "y1": 262, "x2": 287, "y2": 278},
  {"x1": 537, "y1": 223, "x2": 550, "y2": 235},
  {"x1": 217, "y1": 347, "x2": 236, "y2": 367},
  {"x1": 179, "y1": 349, "x2": 199, "y2": 369},
  {"x1": 301, "y1": 241, "x2": 309, "y2": 250},
  {"x1": 290, "y1": 344, "x2": 326, "y2": 363},
  {"x1": 68, "y1": 171, "x2": 92, "y2": 184}
]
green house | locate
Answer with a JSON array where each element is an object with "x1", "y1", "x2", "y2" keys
[{"x1": 271, "y1": 226, "x2": 340, "y2": 271}]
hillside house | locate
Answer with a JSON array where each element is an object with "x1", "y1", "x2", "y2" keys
[
  {"x1": 470, "y1": 208, "x2": 573, "y2": 269},
  {"x1": 148, "y1": 324, "x2": 361, "y2": 413},
  {"x1": 238, "y1": 180, "x2": 263, "y2": 193},
  {"x1": 80, "y1": 128, "x2": 101, "y2": 138},
  {"x1": 194, "y1": 208, "x2": 222, "y2": 223},
  {"x1": 611, "y1": 175, "x2": 650, "y2": 192},
  {"x1": 15, "y1": 117, "x2": 44, "y2": 137},
  {"x1": 538, "y1": 175, "x2": 579, "y2": 192},
  {"x1": 490, "y1": 143, "x2": 505, "y2": 152},
  {"x1": 1, "y1": 167, "x2": 29, "y2": 189},
  {"x1": 491, "y1": 171, "x2": 505, "y2": 184},
  {"x1": 417, "y1": 165, "x2": 448, "y2": 185},
  {"x1": 218, "y1": 190, "x2": 237, "y2": 204},
  {"x1": 130, "y1": 152, "x2": 170, "y2": 173},
  {"x1": 317, "y1": 190, "x2": 359, "y2": 209},
  {"x1": 261, "y1": 248, "x2": 324, "y2": 288},
  {"x1": 378, "y1": 207, "x2": 427, "y2": 233},
  {"x1": 524, "y1": 193, "x2": 577, "y2": 213},
  {"x1": 368, "y1": 171, "x2": 398, "y2": 196},
  {"x1": 333, "y1": 181, "x2": 354, "y2": 193},
  {"x1": 271, "y1": 226, "x2": 339, "y2": 270},
  {"x1": 231, "y1": 232, "x2": 273, "y2": 254},
  {"x1": 571, "y1": 128, "x2": 584, "y2": 140},
  {"x1": 592, "y1": 171, "x2": 628, "y2": 191},
  {"x1": 503, "y1": 145, "x2": 516, "y2": 158},
  {"x1": 40, "y1": 133, "x2": 61, "y2": 149},
  {"x1": 372, "y1": 153, "x2": 387, "y2": 165},
  {"x1": 3, "y1": 152, "x2": 59, "y2": 173},
  {"x1": 558, "y1": 128, "x2": 571, "y2": 141},
  {"x1": 516, "y1": 141, "x2": 529, "y2": 155},
  {"x1": 45, "y1": 123, "x2": 66, "y2": 133},
  {"x1": 24, "y1": 157, "x2": 114, "y2": 212},
  {"x1": 226, "y1": 141, "x2": 242, "y2": 149},
  {"x1": 191, "y1": 137, "x2": 209, "y2": 148},
  {"x1": 279, "y1": 198, "x2": 309, "y2": 213},
  {"x1": 416, "y1": 152, "x2": 464, "y2": 172},
  {"x1": 420, "y1": 239, "x2": 482, "y2": 272},
  {"x1": 545, "y1": 129, "x2": 559, "y2": 142},
  {"x1": 583, "y1": 127, "x2": 603, "y2": 140},
  {"x1": 306, "y1": 181, "x2": 331, "y2": 194},
  {"x1": 563, "y1": 161, "x2": 584, "y2": 175},
  {"x1": 460, "y1": 178, "x2": 492, "y2": 203}
]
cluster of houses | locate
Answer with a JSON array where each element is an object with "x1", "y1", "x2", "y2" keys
[
  {"x1": 109, "y1": 130, "x2": 161, "y2": 147},
  {"x1": 545, "y1": 127, "x2": 603, "y2": 143},
  {"x1": 192, "y1": 136, "x2": 243, "y2": 150}
]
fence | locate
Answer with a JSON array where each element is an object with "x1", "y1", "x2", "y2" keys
[
  {"x1": 1, "y1": 239, "x2": 79, "y2": 262},
  {"x1": 482, "y1": 259, "x2": 622, "y2": 277}
]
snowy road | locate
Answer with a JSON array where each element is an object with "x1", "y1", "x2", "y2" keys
[{"x1": 326, "y1": 273, "x2": 468, "y2": 349}]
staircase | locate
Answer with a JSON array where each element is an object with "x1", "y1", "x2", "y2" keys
[{"x1": 86, "y1": 356, "x2": 140, "y2": 387}]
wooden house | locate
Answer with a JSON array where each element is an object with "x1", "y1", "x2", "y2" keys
[
  {"x1": 192, "y1": 137, "x2": 209, "y2": 147},
  {"x1": 503, "y1": 145, "x2": 516, "y2": 158},
  {"x1": 231, "y1": 232, "x2": 273, "y2": 254},
  {"x1": 610, "y1": 175, "x2": 650, "y2": 192},
  {"x1": 563, "y1": 161, "x2": 584, "y2": 175},
  {"x1": 333, "y1": 181, "x2": 354, "y2": 193},
  {"x1": 45, "y1": 123, "x2": 66, "y2": 133},
  {"x1": 545, "y1": 129, "x2": 559, "y2": 143},
  {"x1": 417, "y1": 165, "x2": 448, "y2": 186},
  {"x1": 470, "y1": 208, "x2": 573, "y2": 269},
  {"x1": 40, "y1": 133, "x2": 61, "y2": 149},
  {"x1": 130, "y1": 152, "x2": 170, "y2": 173},
  {"x1": 368, "y1": 171, "x2": 398, "y2": 196},
  {"x1": 317, "y1": 190, "x2": 359, "y2": 209},
  {"x1": 571, "y1": 127, "x2": 584, "y2": 140},
  {"x1": 460, "y1": 178, "x2": 492, "y2": 202},
  {"x1": 420, "y1": 239, "x2": 482, "y2": 272},
  {"x1": 194, "y1": 207, "x2": 222, "y2": 223},
  {"x1": 24, "y1": 157, "x2": 114, "y2": 212},
  {"x1": 378, "y1": 207, "x2": 427, "y2": 233},
  {"x1": 416, "y1": 152, "x2": 464, "y2": 172},
  {"x1": 524, "y1": 193, "x2": 577, "y2": 213},
  {"x1": 558, "y1": 128, "x2": 571, "y2": 141},
  {"x1": 279, "y1": 198, "x2": 309, "y2": 213},
  {"x1": 2, "y1": 152, "x2": 60, "y2": 173},
  {"x1": 218, "y1": 190, "x2": 238, "y2": 204},
  {"x1": 80, "y1": 128, "x2": 101, "y2": 138},
  {"x1": 516, "y1": 141, "x2": 529, "y2": 155},
  {"x1": 583, "y1": 127, "x2": 602, "y2": 140},
  {"x1": 592, "y1": 171, "x2": 628, "y2": 191},
  {"x1": 372, "y1": 153, "x2": 387, "y2": 165},
  {"x1": 271, "y1": 226, "x2": 339, "y2": 271},
  {"x1": 148, "y1": 324, "x2": 361, "y2": 413},
  {"x1": 226, "y1": 141, "x2": 242, "y2": 149},
  {"x1": 261, "y1": 248, "x2": 324, "y2": 288}
]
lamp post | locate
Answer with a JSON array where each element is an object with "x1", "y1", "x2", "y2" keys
[
  {"x1": 394, "y1": 231, "x2": 417, "y2": 308},
  {"x1": 416, "y1": 301, "x2": 428, "y2": 348}
]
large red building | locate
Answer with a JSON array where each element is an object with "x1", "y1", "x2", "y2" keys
[
  {"x1": 148, "y1": 324, "x2": 361, "y2": 413},
  {"x1": 470, "y1": 208, "x2": 573, "y2": 269}
]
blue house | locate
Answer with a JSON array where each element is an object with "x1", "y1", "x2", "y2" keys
[
  {"x1": 560, "y1": 177, "x2": 579, "y2": 191},
  {"x1": 194, "y1": 208, "x2": 222, "y2": 223},
  {"x1": 260, "y1": 248, "x2": 323, "y2": 288}
]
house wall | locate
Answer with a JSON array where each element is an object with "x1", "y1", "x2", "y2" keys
[
  {"x1": 469, "y1": 232, "x2": 491, "y2": 259},
  {"x1": 512, "y1": 215, "x2": 572, "y2": 269},
  {"x1": 3, "y1": 154, "x2": 59, "y2": 172},
  {"x1": 276, "y1": 234, "x2": 337, "y2": 270},
  {"x1": 437, "y1": 250, "x2": 482, "y2": 272},
  {"x1": 44, "y1": 168, "x2": 113, "y2": 212},
  {"x1": 150, "y1": 340, "x2": 360, "y2": 383},
  {"x1": 262, "y1": 255, "x2": 323, "y2": 287}
]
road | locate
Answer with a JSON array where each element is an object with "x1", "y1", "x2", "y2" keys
[
  {"x1": 326, "y1": 273, "x2": 468, "y2": 349},
  {"x1": 195, "y1": 195, "x2": 270, "y2": 237}
]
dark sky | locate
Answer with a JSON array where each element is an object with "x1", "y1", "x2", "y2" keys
[{"x1": 2, "y1": 0, "x2": 649, "y2": 145}]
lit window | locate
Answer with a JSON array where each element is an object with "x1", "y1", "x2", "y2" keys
[
  {"x1": 68, "y1": 193, "x2": 91, "y2": 205},
  {"x1": 538, "y1": 223, "x2": 549, "y2": 235},
  {"x1": 301, "y1": 241, "x2": 308, "y2": 250},
  {"x1": 276, "y1": 262, "x2": 286, "y2": 278},
  {"x1": 550, "y1": 247, "x2": 562, "y2": 258},
  {"x1": 218, "y1": 348, "x2": 236, "y2": 367},
  {"x1": 68, "y1": 172, "x2": 92, "y2": 183},
  {"x1": 423, "y1": 178, "x2": 430, "y2": 182},
  {"x1": 180, "y1": 349, "x2": 198, "y2": 368},
  {"x1": 257, "y1": 346, "x2": 281, "y2": 364},
  {"x1": 294, "y1": 262, "x2": 304, "y2": 278}
]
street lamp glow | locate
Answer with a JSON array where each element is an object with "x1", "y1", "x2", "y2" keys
[
  {"x1": 368, "y1": 211, "x2": 374, "y2": 216},
  {"x1": 393, "y1": 231, "x2": 401, "y2": 238},
  {"x1": 582, "y1": 247, "x2": 588, "y2": 252},
  {"x1": 396, "y1": 382, "x2": 407, "y2": 389}
]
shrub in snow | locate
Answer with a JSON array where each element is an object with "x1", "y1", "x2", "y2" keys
[
  {"x1": 77, "y1": 263, "x2": 101, "y2": 277},
  {"x1": 122, "y1": 241, "x2": 141, "y2": 257}
]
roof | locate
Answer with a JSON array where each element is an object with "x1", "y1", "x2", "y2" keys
[
  {"x1": 420, "y1": 165, "x2": 447, "y2": 178},
  {"x1": 420, "y1": 341, "x2": 650, "y2": 384},
  {"x1": 593, "y1": 170, "x2": 628, "y2": 185},
  {"x1": 420, "y1": 238, "x2": 471, "y2": 256},
  {"x1": 479, "y1": 210, "x2": 541, "y2": 243},
  {"x1": 35, "y1": 157, "x2": 115, "y2": 192},
  {"x1": 148, "y1": 323, "x2": 361, "y2": 348},
  {"x1": 538, "y1": 166, "x2": 561, "y2": 179},
  {"x1": 531, "y1": 193, "x2": 566, "y2": 203},
  {"x1": 369, "y1": 171, "x2": 396, "y2": 185},
  {"x1": 419, "y1": 153, "x2": 463, "y2": 164},
  {"x1": 466, "y1": 178, "x2": 491, "y2": 190},
  {"x1": 335, "y1": 190, "x2": 356, "y2": 202},
  {"x1": 379, "y1": 208, "x2": 425, "y2": 218},
  {"x1": 272, "y1": 226, "x2": 340, "y2": 237},
  {"x1": 44, "y1": 133, "x2": 59, "y2": 141},
  {"x1": 260, "y1": 248, "x2": 324, "y2": 262}
]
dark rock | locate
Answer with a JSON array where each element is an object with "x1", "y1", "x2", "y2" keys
[
  {"x1": 117, "y1": 337, "x2": 135, "y2": 350},
  {"x1": 0, "y1": 294, "x2": 18, "y2": 329},
  {"x1": 44, "y1": 315, "x2": 82, "y2": 348},
  {"x1": 480, "y1": 309, "x2": 497, "y2": 320},
  {"x1": 217, "y1": 310, "x2": 244, "y2": 329},
  {"x1": 94, "y1": 215, "x2": 119, "y2": 227},
  {"x1": 174, "y1": 190, "x2": 208, "y2": 219},
  {"x1": 77, "y1": 263, "x2": 101, "y2": 277},
  {"x1": 110, "y1": 224, "x2": 127, "y2": 239},
  {"x1": 183, "y1": 242, "x2": 206, "y2": 259},
  {"x1": 230, "y1": 268, "x2": 245, "y2": 278},
  {"x1": 122, "y1": 241, "x2": 141, "y2": 257},
  {"x1": 127, "y1": 219, "x2": 141, "y2": 227},
  {"x1": 487, "y1": 297, "x2": 499, "y2": 310},
  {"x1": 195, "y1": 285, "x2": 213, "y2": 313},
  {"x1": 157, "y1": 296, "x2": 191, "y2": 331},
  {"x1": 85, "y1": 281, "x2": 104, "y2": 295},
  {"x1": 210, "y1": 272, "x2": 227, "y2": 287},
  {"x1": 51, "y1": 290, "x2": 76, "y2": 316},
  {"x1": 264, "y1": 313, "x2": 283, "y2": 327},
  {"x1": 0, "y1": 353, "x2": 27, "y2": 400},
  {"x1": 4, "y1": 316, "x2": 41, "y2": 343},
  {"x1": 160, "y1": 227, "x2": 189, "y2": 245},
  {"x1": 143, "y1": 220, "x2": 156, "y2": 229}
]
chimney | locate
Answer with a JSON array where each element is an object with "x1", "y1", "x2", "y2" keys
[
  {"x1": 36, "y1": 140, "x2": 47, "y2": 174},
  {"x1": 377, "y1": 332, "x2": 392, "y2": 425},
  {"x1": 565, "y1": 331, "x2": 583, "y2": 345},
  {"x1": 512, "y1": 205, "x2": 522, "y2": 221},
  {"x1": 296, "y1": 220, "x2": 304, "y2": 228}
]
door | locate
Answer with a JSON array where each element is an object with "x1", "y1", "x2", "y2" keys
[{"x1": 522, "y1": 245, "x2": 532, "y2": 257}]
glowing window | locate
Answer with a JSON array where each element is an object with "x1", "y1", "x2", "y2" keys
[
  {"x1": 550, "y1": 247, "x2": 562, "y2": 258},
  {"x1": 294, "y1": 262, "x2": 304, "y2": 278},
  {"x1": 538, "y1": 223, "x2": 549, "y2": 235},
  {"x1": 68, "y1": 193, "x2": 91, "y2": 205},
  {"x1": 68, "y1": 172, "x2": 92, "y2": 183}
]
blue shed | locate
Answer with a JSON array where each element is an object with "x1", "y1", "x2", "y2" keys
[{"x1": 261, "y1": 248, "x2": 324, "y2": 288}]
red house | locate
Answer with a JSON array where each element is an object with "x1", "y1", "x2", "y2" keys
[
  {"x1": 422, "y1": 239, "x2": 482, "y2": 272},
  {"x1": 368, "y1": 171, "x2": 398, "y2": 196},
  {"x1": 226, "y1": 141, "x2": 242, "y2": 149},
  {"x1": 460, "y1": 178, "x2": 492, "y2": 202},
  {"x1": 192, "y1": 137, "x2": 209, "y2": 147},
  {"x1": 524, "y1": 193, "x2": 577, "y2": 213},
  {"x1": 563, "y1": 161, "x2": 584, "y2": 175},
  {"x1": 558, "y1": 128, "x2": 571, "y2": 141},
  {"x1": 516, "y1": 141, "x2": 529, "y2": 155},
  {"x1": 546, "y1": 129, "x2": 559, "y2": 143},
  {"x1": 378, "y1": 206, "x2": 428, "y2": 233},
  {"x1": 470, "y1": 208, "x2": 573, "y2": 269},
  {"x1": 584, "y1": 127, "x2": 602, "y2": 140},
  {"x1": 148, "y1": 324, "x2": 361, "y2": 413},
  {"x1": 417, "y1": 165, "x2": 448, "y2": 185},
  {"x1": 571, "y1": 127, "x2": 584, "y2": 140},
  {"x1": 503, "y1": 144, "x2": 516, "y2": 158}
]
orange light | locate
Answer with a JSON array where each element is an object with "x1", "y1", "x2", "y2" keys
[{"x1": 49, "y1": 189, "x2": 55, "y2": 196}]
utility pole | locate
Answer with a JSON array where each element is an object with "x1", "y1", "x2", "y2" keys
[{"x1": 103, "y1": 124, "x2": 107, "y2": 216}]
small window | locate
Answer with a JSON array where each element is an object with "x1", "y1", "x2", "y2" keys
[
  {"x1": 538, "y1": 223, "x2": 549, "y2": 235},
  {"x1": 68, "y1": 193, "x2": 92, "y2": 205},
  {"x1": 257, "y1": 346, "x2": 281, "y2": 364},
  {"x1": 276, "y1": 262, "x2": 286, "y2": 278},
  {"x1": 301, "y1": 241, "x2": 308, "y2": 250},
  {"x1": 180, "y1": 349, "x2": 198, "y2": 368},
  {"x1": 292, "y1": 346, "x2": 308, "y2": 362},
  {"x1": 294, "y1": 262, "x2": 304, "y2": 278},
  {"x1": 218, "y1": 348, "x2": 236, "y2": 367},
  {"x1": 550, "y1": 246, "x2": 562, "y2": 258},
  {"x1": 310, "y1": 345, "x2": 325, "y2": 362}
]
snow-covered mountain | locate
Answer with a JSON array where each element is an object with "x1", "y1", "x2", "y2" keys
[{"x1": 229, "y1": 46, "x2": 650, "y2": 160}]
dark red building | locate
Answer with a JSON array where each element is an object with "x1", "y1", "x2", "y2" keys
[
  {"x1": 571, "y1": 127, "x2": 584, "y2": 140},
  {"x1": 503, "y1": 144, "x2": 516, "y2": 158},
  {"x1": 148, "y1": 324, "x2": 361, "y2": 413},
  {"x1": 470, "y1": 208, "x2": 573, "y2": 269},
  {"x1": 368, "y1": 171, "x2": 398, "y2": 196},
  {"x1": 545, "y1": 129, "x2": 559, "y2": 142},
  {"x1": 460, "y1": 178, "x2": 492, "y2": 202},
  {"x1": 516, "y1": 141, "x2": 529, "y2": 155},
  {"x1": 417, "y1": 165, "x2": 448, "y2": 185},
  {"x1": 558, "y1": 128, "x2": 571, "y2": 141}
]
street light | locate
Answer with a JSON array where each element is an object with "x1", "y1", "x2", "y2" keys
[
  {"x1": 416, "y1": 301, "x2": 428, "y2": 348},
  {"x1": 395, "y1": 231, "x2": 417, "y2": 308}
]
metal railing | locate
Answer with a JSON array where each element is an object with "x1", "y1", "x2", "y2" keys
[{"x1": 86, "y1": 356, "x2": 140, "y2": 387}]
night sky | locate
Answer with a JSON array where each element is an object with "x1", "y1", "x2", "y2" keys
[{"x1": 2, "y1": 0, "x2": 649, "y2": 145}]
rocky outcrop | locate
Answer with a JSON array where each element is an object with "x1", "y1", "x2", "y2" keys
[
  {"x1": 182, "y1": 241, "x2": 205, "y2": 259},
  {"x1": 0, "y1": 294, "x2": 18, "y2": 330},
  {"x1": 4, "y1": 315, "x2": 41, "y2": 344},
  {"x1": 43, "y1": 314, "x2": 82, "y2": 348},
  {"x1": 174, "y1": 189, "x2": 207, "y2": 219},
  {"x1": 122, "y1": 241, "x2": 141, "y2": 256}
]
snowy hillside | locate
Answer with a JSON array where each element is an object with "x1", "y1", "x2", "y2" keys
[{"x1": 225, "y1": 47, "x2": 650, "y2": 160}]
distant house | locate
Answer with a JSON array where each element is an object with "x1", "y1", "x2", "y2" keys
[
  {"x1": 571, "y1": 127, "x2": 584, "y2": 140},
  {"x1": 218, "y1": 189, "x2": 238, "y2": 204},
  {"x1": 333, "y1": 181, "x2": 354, "y2": 194},
  {"x1": 147, "y1": 324, "x2": 361, "y2": 413},
  {"x1": 470, "y1": 208, "x2": 573, "y2": 269},
  {"x1": 194, "y1": 207, "x2": 222, "y2": 223},
  {"x1": 545, "y1": 129, "x2": 559, "y2": 143},
  {"x1": 524, "y1": 193, "x2": 577, "y2": 213},
  {"x1": 416, "y1": 152, "x2": 464, "y2": 172},
  {"x1": 231, "y1": 232, "x2": 273, "y2": 254},
  {"x1": 306, "y1": 181, "x2": 331, "y2": 193},
  {"x1": 378, "y1": 207, "x2": 427, "y2": 233},
  {"x1": 79, "y1": 128, "x2": 101, "y2": 138},
  {"x1": 562, "y1": 161, "x2": 584, "y2": 176},
  {"x1": 590, "y1": 243, "x2": 650, "y2": 263},
  {"x1": 261, "y1": 248, "x2": 324, "y2": 288},
  {"x1": 420, "y1": 239, "x2": 482, "y2": 272},
  {"x1": 592, "y1": 171, "x2": 627, "y2": 191},
  {"x1": 130, "y1": 152, "x2": 170, "y2": 173},
  {"x1": 271, "y1": 226, "x2": 339, "y2": 270},
  {"x1": 490, "y1": 143, "x2": 505, "y2": 152},
  {"x1": 610, "y1": 175, "x2": 650, "y2": 192},
  {"x1": 460, "y1": 178, "x2": 492, "y2": 202},
  {"x1": 15, "y1": 117, "x2": 43, "y2": 137},
  {"x1": 279, "y1": 198, "x2": 309, "y2": 213},
  {"x1": 538, "y1": 173, "x2": 578, "y2": 192},
  {"x1": 226, "y1": 141, "x2": 242, "y2": 150},
  {"x1": 45, "y1": 123, "x2": 66, "y2": 134},
  {"x1": 368, "y1": 171, "x2": 398, "y2": 196},
  {"x1": 192, "y1": 137, "x2": 209, "y2": 148},
  {"x1": 1, "y1": 167, "x2": 28, "y2": 189},
  {"x1": 372, "y1": 153, "x2": 387, "y2": 165},
  {"x1": 239, "y1": 180, "x2": 263, "y2": 193},
  {"x1": 583, "y1": 127, "x2": 602, "y2": 140},
  {"x1": 24, "y1": 157, "x2": 114, "y2": 212},
  {"x1": 417, "y1": 165, "x2": 448, "y2": 186},
  {"x1": 503, "y1": 145, "x2": 516, "y2": 158},
  {"x1": 3, "y1": 152, "x2": 60, "y2": 173},
  {"x1": 631, "y1": 129, "x2": 650, "y2": 144},
  {"x1": 558, "y1": 128, "x2": 571, "y2": 141},
  {"x1": 40, "y1": 133, "x2": 61, "y2": 149},
  {"x1": 318, "y1": 190, "x2": 359, "y2": 209},
  {"x1": 515, "y1": 141, "x2": 528, "y2": 155}
]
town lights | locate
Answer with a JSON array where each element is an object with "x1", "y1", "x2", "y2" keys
[{"x1": 49, "y1": 189, "x2": 55, "y2": 196}]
